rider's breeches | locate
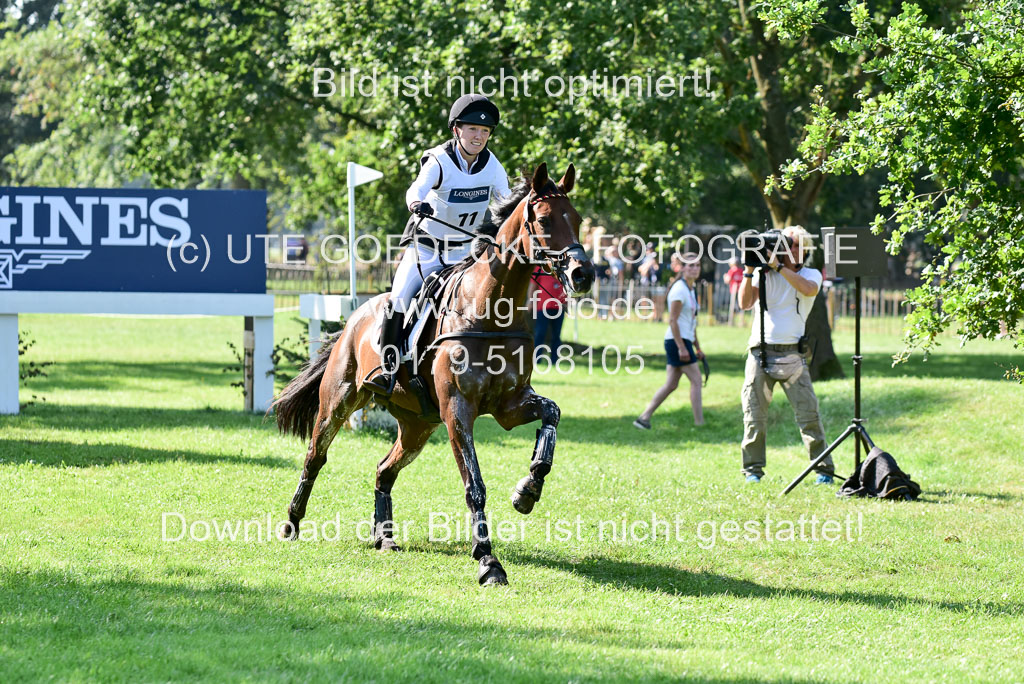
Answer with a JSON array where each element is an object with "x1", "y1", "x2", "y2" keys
[{"x1": 390, "y1": 243, "x2": 474, "y2": 314}]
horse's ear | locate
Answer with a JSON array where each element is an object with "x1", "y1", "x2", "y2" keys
[
  {"x1": 531, "y1": 163, "x2": 549, "y2": 193},
  {"x1": 557, "y1": 163, "x2": 576, "y2": 194}
]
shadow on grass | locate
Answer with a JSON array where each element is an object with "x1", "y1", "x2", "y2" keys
[
  {"x1": 0, "y1": 569, "x2": 817, "y2": 683},
  {"x1": 543, "y1": 383, "x2": 951, "y2": 450},
  {"x1": 412, "y1": 543, "x2": 1022, "y2": 618},
  {"x1": 0, "y1": 437, "x2": 291, "y2": 469},
  {"x1": 27, "y1": 360, "x2": 236, "y2": 392},
  {"x1": 3, "y1": 404, "x2": 272, "y2": 433},
  {"x1": 859, "y1": 352, "x2": 1020, "y2": 381},
  {"x1": 512, "y1": 551, "x2": 1022, "y2": 616},
  {"x1": 919, "y1": 490, "x2": 1024, "y2": 504}
]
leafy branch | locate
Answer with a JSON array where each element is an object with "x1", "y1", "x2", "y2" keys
[{"x1": 18, "y1": 332, "x2": 54, "y2": 408}]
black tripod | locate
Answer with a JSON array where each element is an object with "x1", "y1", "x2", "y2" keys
[{"x1": 780, "y1": 276, "x2": 875, "y2": 496}]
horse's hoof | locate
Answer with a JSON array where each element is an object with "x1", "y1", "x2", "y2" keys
[
  {"x1": 511, "y1": 489, "x2": 536, "y2": 515},
  {"x1": 511, "y1": 475, "x2": 540, "y2": 514},
  {"x1": 478, "y1": 555, "x2": 508, "y2": 586},
  {"x1": 376, "y1": 537, "x2": 402, "y2": 552},
  {"x1": 278, "y1": 519, "x2": 299, "y2": 541}
]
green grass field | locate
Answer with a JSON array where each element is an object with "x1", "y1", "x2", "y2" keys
[{"x1": 2, "y1": 312, "x2": 1022, "y2": 682}]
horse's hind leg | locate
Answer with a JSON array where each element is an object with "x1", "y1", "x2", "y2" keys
[
  {"x1": 493, "y1": 389, "x2": 560, "y2": 515},
  {"x1": 282, "y1": 381, "x2": 367, "y2": 539},
  {"x1": 373, "y1": 415, "x2": 437, "y2": 552}
]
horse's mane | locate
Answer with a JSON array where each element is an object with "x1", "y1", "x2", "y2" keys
[
  {"x1": 449, "y1": 176, "x2": 526, "y2": 264},
  {"x1": 441, "y1": 173, "x2": 560, "y2": 305},
  {"x1": 487, "y1": 176, "x2": 532, "y2": 230},
  {"x1": 464, "y1": 175, "x2": 559, "y2": 262}
]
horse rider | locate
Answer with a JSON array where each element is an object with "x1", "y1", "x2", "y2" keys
[{"x1": 364, "y1": 93, "x2": 512, "y2": 396}]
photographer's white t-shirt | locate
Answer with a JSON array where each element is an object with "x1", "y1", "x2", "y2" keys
[{"x1": 748, "y1": 267, "x2": 822, "y2": 345}]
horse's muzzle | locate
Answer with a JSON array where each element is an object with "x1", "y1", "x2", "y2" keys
[{"x1": 565, "y1": 257, "x2": 596, "y2": 296}]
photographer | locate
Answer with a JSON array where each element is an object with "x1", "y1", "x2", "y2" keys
[{"x1": 737, "y1": 225, "x2": 833, "y2": 485}]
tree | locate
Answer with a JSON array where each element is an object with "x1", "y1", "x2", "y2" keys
[
  {"x1": 0, "y1": 0, "x2": 62, "y2": 183},
  {"x1": 285, "y1": 0, "x2": 878, "y2": 377},
  {"x1": 5, "y1": 1, "x2": 918, "y2": 231},
  {"x1": 13, "y1": 0, "x2": 965, "y2": 377},
  {"x1": 764, "y1": 0, "x2": 1024, "y2": 371},
  {"x1": 0, "y1": 0, "x2": 403, "y2": 235}
]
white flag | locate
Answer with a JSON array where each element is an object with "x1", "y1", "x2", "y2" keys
[{"x1": 347, "y1": 162, "x2": 383, "y2": 188}]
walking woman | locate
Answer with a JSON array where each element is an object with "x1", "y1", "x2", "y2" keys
[{"x1": 633, "y1": 252, "x2": 705, "y2": 429}]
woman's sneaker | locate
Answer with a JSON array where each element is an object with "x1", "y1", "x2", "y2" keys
[{"x1": 632, "y1": 417, "x2": 651, "y2": 430}]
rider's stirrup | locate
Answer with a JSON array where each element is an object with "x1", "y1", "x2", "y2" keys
[{"x1": 365, "y1": 304, "x2": 403, "y2": 397}]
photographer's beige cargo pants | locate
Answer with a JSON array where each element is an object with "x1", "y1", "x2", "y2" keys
[{"x1": 741, "y1": 350, "x2": 833, "y2": 478}]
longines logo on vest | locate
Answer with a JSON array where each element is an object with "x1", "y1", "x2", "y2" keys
[
  {"x1": 0, "y1": 191, "x2": 190, "y2": 289},
  {"x1": 448, "y1": 187, "x2": 489, "y2": 203}
]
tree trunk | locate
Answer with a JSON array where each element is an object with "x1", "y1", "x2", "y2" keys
[{"x1": 806, "y1": 290, "x2": 844, "y2": 381}]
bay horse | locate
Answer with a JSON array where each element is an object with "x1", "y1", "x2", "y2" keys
[{"x1": 272, "y1": 163, "x2": 595, "y2": 585}]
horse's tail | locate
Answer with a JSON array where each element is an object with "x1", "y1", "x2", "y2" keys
[{"x1": 272, "y1": 332, "x2": 342, "y2": 440}]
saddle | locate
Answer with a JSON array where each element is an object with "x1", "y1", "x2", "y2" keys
[
  {"x1": 403, "y1": 264, "x2": 467, "y2": 358},
  {"x1": 373, "y1": 264, "x2": 466, "y2": 423},
  {"x1": 371, "y1": 260, "x2": 533, "y2": 423}
]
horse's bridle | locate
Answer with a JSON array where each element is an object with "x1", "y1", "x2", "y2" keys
[
  {"x1": 408, "y1": 188, "x2": 587, "y2": 283},
  {"x1": 522, "y1": 189, "x2": 587, "y2": 282}
]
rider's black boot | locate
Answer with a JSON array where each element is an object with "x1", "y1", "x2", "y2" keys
[{"x1": 364, "y1": 302, "x2": 404, "y2": 397}]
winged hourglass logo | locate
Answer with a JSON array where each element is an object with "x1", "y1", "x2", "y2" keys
[{"x1": 0, "y1": 249, "x2": 91, "y2": 289}]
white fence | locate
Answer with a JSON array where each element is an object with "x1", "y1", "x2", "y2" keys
[{"x1": 2, "y1": 291, "x2": 275, "y2": 415}]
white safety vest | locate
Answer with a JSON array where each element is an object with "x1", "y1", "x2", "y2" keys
[{"x1": 419, "y1": 142, "x2": 507, "y2": 246}]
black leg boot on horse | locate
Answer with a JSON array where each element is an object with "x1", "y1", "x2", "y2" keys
[
  {"x1": 364, "y1": 301, "x2": 405, "y2": 397},
  {"x1": 512, "y1": 420, "x2": 557, "y2": 514}
]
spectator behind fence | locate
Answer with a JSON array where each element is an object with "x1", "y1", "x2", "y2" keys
[
  {"x1": 724, "y1": 257, "x2": 745, "y2": 325},
  {"x1": 600, "y1": 243, "x2": 624, "y2": 319},
  {"x1": 529, "y1": 266, "x2": 568, "y2": 361},
  {"x1": 604, "y1": 244, "x2": 624, "y2": 282},
  {"x1": 633, "y1": 252, "x2": 704, "y2": 430},
  {"x1": 638, "y1": 242, "x2": 661, "y2": 286},
  {"x1": 737, "y1": 225, "x2": 833, "y2": 485}
]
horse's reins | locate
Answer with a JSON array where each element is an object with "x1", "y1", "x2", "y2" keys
[
  {"x1": 411, "y1": 188, "x2": 584, "y2": 274},
  {"x1": 408, "y1": 188, "x2": 584, "y2": 352},
  {"x1": 411, "y1": 213, "x2": 496, "y2": 249},
  {"x1": 530, "y1": 268, "x2": 563, "y2": 303}
]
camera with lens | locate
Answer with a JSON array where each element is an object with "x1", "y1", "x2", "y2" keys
[{"x1": 739, "y1": 229, "x2": 789, "y2": 268}]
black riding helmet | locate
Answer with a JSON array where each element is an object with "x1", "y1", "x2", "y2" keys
[{"x1": 448, "y1": 94, "x2": 500, "y2": 129}]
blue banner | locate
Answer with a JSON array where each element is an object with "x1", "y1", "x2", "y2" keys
[{"x1": 0, "y1": 187, "x2": 267, "y2": 293}]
